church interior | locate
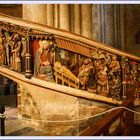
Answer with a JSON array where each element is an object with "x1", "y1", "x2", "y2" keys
[{"x1": 0, "y1": 4, "x2": 140, "y2": 136}]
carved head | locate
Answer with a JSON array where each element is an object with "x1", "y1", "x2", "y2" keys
[
  {"x1": 83, "y1": 58, "x2": 92, "y2": 65},
  {"x1": 54, "y1": 61, "x2": 62, "y2": 69},
  {"x1": 39, "y1": 40, "x2": 50, "y2": 50},
  {"x1": 112, "y1": 54, "x2": 117, "y2": 61}
]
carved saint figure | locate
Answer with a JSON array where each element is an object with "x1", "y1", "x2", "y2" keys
[
  {"x1": 109, "y1": 55, "x2": 120, "y2": 74},
  {"x1": 10, "y1": 34, "x2": 21, "y2": 72},
  {"x1": 94, "y1": 59, "x2": 109, "y2": 96},
  {"x1": 4, "y1": 31, "x2": 12, "y2": 66},
  {"x1": 108, "y1": 54, "x2": 121, "y2": 100},
  {"x1": 34, "y1": 40, "x2": 54, "y2": 82},
  {"x1": 78, "y1": 58, "x2": 96, "y2": 92}
]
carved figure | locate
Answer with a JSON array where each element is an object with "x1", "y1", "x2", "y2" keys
[
  {"x1": 90, "y1": 48, "x2": 105, "y2": 59},
  {"x1": 96, "y1": 60, "x2": 109, "y2": 96},
  {"x1": 4, "y1": 31, "x2": 13, "y2": 66},
  {"x1": 109, "y1": 54, "x2": 121, "y2": 100},
  {"x1": 10, "y1": 34, "x2": 21, "y2": 72},
  {"x1": 0, "y1": 31, "x2": 6, "y2": 65},
  {"x1": 87, "y1": 66, "x2": 96, "y2": 92},
  {"x1": 109, "y1": 55, "x2": 120, "y2": 74},
  {"x1": 78, "y1": 58, "x2": 96, "y2": 92},
  {"x1": 54, "y1": 61, "x2": 79, "y2": 88},
  {"x1": 34, "y1": 40, "x2": 54, "y2": 82},
  {"x1": 130, "y1": 62, "x2": 138, "y2": 84}
]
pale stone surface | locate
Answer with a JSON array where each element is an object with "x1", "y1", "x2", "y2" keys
[
  {"x1": 17, "y1": 83, "x2": 113, "y2": 135},
  {"x1": 54, "y1": 4, "x2": 59, "y2": 28},
  {"x1": 46, "y1": 4, "x2": 54, "y2": 27},
  {"x1": 74, "y1": 4, "x2": 81, "y2": 35},
  {"x1": 59, "y1": 4, "x2": 70, "y2": 31},
  {"x1": 22, "y1": 4, "x2": 47, "y2": 24},
  {"x1": 81, "y1": 4, "x2": 92, "y2": 38}
]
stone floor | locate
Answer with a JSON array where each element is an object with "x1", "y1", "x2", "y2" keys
[
  {"x1": 0, "y1": 95, "x2": 51, "y2": 136},
  {"x1": 5, "y1": 107, "x2": 48, "y2": 136}
]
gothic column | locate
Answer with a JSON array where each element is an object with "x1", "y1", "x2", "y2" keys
[
  {"x1": 59, "y1": 4, "x2": 70, "y2": 31},
  {"x1": 104, "y1": 5, "x2": 115, "y2": 46},
  {"x1": 81, "y1": 4, "x2": 92, "y2": 38},
  {"x1": 120, "y1": 5, "x2": 126, "y2": 51},
  {"x1": 98, "y1": 5, "x2": 121, "y2": 48},
  {"x1": 92, "y1": 5, "x2": 99, "y2": 40},
  {"x1": 54, "y1": 4, "x2": 59, "y2": 28},
  {"x1": 70, "y1": 5, "x2": 74, "y2": 33},
  {"x1": 74, "y1": 4, "x2": 81, "y2": 35},
  {"x1": 22, "y1": 4, "x2": 46, "y2": 24},
  {"x1": 46, "y1": 4, "x2": 54, "y2": 27}
]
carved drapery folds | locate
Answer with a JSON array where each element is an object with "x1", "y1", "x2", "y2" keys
[
  {"x1": 108, "y1": 54, "x2": 121, "y2": 100},
  {"x1": 0, "y1": 21, "x2": 32, "y2": 78},
  {"x1": 0, "y1": 21, "x2": 140, "y2": 101},
  {"x1": 31, "y1": 34, "x2": 55, "y2": 82}
]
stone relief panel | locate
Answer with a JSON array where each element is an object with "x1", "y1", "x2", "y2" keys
[
  {"x1": 108, "y1": 54, "x2": 121, "y2": 100},
  {"x1": 0, "y1": 29, "x2": 27, "y2": 73},
  {"x1": 31, "y1": 36, "x2": 140, "y2": 101},
  {"x1": 32, "y1": 39, "x2": 54, "y2": 82},
  {"x1": 0, "y1": 21, "x2": 140, "y2": 102}
]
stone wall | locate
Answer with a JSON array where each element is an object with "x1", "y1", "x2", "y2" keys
[
  {"x1": 17, "y1": 84, "x2": 114, "y2": 136},
  {"x1": 125, "y1": 5, "x2": 140, "y2": 57}
]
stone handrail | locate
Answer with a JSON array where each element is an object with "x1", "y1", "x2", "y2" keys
[{"x1": 0, "y1": 13, "x2": 139, "y2": 61}]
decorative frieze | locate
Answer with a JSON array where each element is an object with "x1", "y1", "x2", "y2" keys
[{"x1": 0, "y1": 20, "x2": 140, "y2": 101}]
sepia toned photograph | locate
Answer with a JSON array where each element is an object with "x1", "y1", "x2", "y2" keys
[{"x1": 0, "y1": 3, "x2": 139, "y2": 137}]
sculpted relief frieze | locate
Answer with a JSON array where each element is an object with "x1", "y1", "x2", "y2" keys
[{"x1": 0, "y1": 21, "x2": 140, "y2": 101}]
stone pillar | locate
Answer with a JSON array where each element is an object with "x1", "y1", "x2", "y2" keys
[
  {"x1": 59, "y1": 4, "x2": 70, "y2": 31},
  {"x1": 54, "y1": 4, "x2": 59, "y2": 28},
  {"x1": 120, "y1": 5, "x2": 126, "y2": 51},
  {"x1": 74, "y1": 4, "x2": 81, "y2": 35},
  {"x1": 22, "y1": 4, "x2": 46, "y2": 24},
  {"x1": 97, "y1": 5, "x2": 122, "y2": 48},
  {"x1": 70, "y1": 5, "x2": 74, "y2": 33},
  {"x1": 104, "y1": 5, "x2": 115, "y2": 46},
  {"x1": 81, "y1": 4, "x2": 92, "y2": 38},
  {"x1": 92, "y1": 5, "x2": 99, "y2": 40},
  {"x1": 46, "y1": 4, "x2": 54, "y2": 27}
]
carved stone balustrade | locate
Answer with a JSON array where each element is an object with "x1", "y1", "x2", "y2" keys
[
  {"x1": 0, "y1": 13, "x2": 140, "y2": 135},
  {"x1": 0, "y1": 14, "x2": 140, "y2": 102}
]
